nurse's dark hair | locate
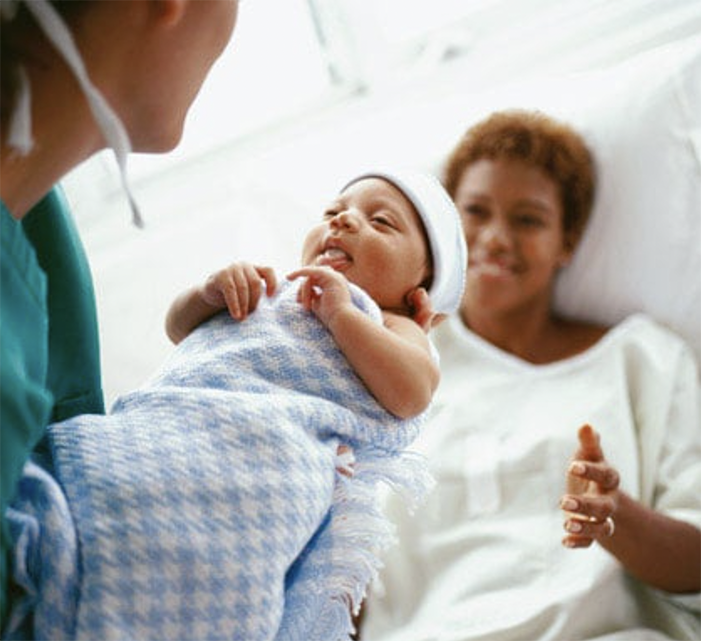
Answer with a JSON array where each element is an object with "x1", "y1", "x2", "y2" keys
[
  {"x1": 442, "y1": 109, "x2": 595, "y2": 248},
  {"x1": 0, "y1": 1, "x2": 89, "y2": 129}
]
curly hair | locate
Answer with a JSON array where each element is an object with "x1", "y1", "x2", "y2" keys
[{"x1": 442, "y1": 110, "x2": 596, "y2": 246}]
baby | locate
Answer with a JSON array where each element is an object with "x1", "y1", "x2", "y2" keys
[
  {"x1": 167, "y1": 169, "x2": 468, "y2": 418},
  {"x1": 5, "y1": 170, "x2": 466, "y2": 641}
]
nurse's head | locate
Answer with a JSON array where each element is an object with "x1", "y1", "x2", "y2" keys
[{"x1": 1, "y1": 0, "x2": 238, "y2": 221}]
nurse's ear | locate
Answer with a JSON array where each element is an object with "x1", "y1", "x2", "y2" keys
[{"x1": 150, "y1": 0, "x2": 187, "y2": 27}]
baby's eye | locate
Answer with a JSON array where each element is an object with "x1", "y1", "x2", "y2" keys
[
  {"x1": 322, "y1": 209, "x2": 338, "y2": 220},
  {"x1": 371, "y1": 214, "x2": 392, "y2": 226}
]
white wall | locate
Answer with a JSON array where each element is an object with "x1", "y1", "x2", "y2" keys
[{"x1": 62, "y1": 0, "x2": 701, "y2": 405}]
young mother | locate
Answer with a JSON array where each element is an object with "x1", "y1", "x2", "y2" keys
[
  {"x1": 0, "y1": 0, "x2": 238, "y2": 629},
  {"x1": 359, "y1": 110, "x2": 701, "y2": 640}
]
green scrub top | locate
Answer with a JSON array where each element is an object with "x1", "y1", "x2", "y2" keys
[{"x1": 0, "y1": 187, "x2": 104, "y2": 628}]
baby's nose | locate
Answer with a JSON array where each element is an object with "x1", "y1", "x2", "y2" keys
[{"x1": 331, "y1": 209, "x2": 361, "y2": 230}]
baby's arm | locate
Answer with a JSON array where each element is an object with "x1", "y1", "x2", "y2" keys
[
  {"x1": 166, "y1": 262, "x2": 277, "y2": 344},
  {"x1": 288, "y1": 266, "x2": 439, "y2": 419}
]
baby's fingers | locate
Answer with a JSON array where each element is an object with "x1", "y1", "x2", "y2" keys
[
  {"x1": 227, "y1": 265, "x2": 258, "y2": 320},
  {"x1": 288, "y1": 265, "x2": 338, "y2": 286},
  {"x1": 223, "y1": 263, "x2": 269, "y2": 320},
  {"x1": 202, "y1": 271, "x2": 242, "y2": 319},
  {"x1": 256, "y1": 265, "x2": 278, "y2": 298},
  {"x1": 407, "y1": 288, "x2": 435, "y2": 333},
  {"x1": 294, "y1": 277, "x2": 315, "y2": 311},
  {"x1": 241, "y1": 264, "x2": 278, "y2": 314}
]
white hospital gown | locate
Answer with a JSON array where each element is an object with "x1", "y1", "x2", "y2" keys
[{"x1": 361, "y1": 314, "x2": 701, "y2": 641}]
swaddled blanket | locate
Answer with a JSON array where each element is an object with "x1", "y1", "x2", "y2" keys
[{"x1": 6, "y1": 280, "x2": 432, "y2": 641}]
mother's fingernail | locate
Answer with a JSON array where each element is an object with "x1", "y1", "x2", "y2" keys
[
  {"x1": 569, "y1": 462, "x2": 586, "y2": 475},
  {"x1": 561, "y1": 497, "x2": 578, "y2": 510},
  {"x1": 566, "y1": 520, "x2": 583, "y2": 533}
]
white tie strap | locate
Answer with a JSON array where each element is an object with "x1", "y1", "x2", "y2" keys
[{"x1": 2, "y1": 0, "x2": 143, "y2": 227}]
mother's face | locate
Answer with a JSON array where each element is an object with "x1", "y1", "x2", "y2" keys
[{"x1": 453, "y1": 158, "x2": 573, "y2": 317}]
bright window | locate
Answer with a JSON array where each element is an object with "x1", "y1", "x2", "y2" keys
[
  {"x1": 130, "y1": 0, "x2": 332, "y2": 179},
  {"x1": 132, "y1": 0, "x2": 701, "y2": 179}
]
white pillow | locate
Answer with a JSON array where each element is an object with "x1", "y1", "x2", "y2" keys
[
  {"x1": 414, "y1": 37, "x2": 701, "y2": 364},
  {"x1": 254, "y1": 36, "x2": 701, "y2": 364},
  {"x1": 552, "y1": 39, "x2": 701, "y2": 363}
]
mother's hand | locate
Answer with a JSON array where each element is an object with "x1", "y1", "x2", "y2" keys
[{"x1": 560, "y1": 424, "x2": 620, "y2": 548}]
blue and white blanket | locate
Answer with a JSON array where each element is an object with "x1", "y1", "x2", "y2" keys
[{"x1": 5, "y1": 281, "x2": 432, "y2": 641}]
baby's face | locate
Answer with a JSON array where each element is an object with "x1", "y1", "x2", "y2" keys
[{"x1": 301, "y1": 177, "x2": 431, "y2": 313}]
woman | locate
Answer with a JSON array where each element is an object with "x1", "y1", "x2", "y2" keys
[
  {"x1": 0, "y1": 0, "x2": 238, "y2": 629},
  {"x1": 358, "y1": 110, "x2": 701, "y2": 640}
]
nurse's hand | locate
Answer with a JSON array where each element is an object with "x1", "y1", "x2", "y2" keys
[{"x1": 560, "y1": 424, "x2": 620, "y2": 548}]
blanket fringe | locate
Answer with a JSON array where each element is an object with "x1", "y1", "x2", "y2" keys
[{"x1": 277, "y1": 448, "x2": 434, "y2": 641}]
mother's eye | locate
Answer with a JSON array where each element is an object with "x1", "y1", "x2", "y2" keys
[
  {"x1": 462, "y1": 204, "x2": 488, "y2": 218},
  {"x1": 515, "y1": 213, "x2": 545, "y2": 228}
]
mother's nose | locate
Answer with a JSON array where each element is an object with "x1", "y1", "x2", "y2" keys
[{"x1": 479, "y1": 218, "x2": 513, "y2": 250}]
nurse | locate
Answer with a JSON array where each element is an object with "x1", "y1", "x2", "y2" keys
[{"x1": 0, "y1": 0, "x2": 238, "y2": 628}]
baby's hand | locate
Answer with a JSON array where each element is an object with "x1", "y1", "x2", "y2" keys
[
  {"x1": 287, "y1": 266, "x2": 352, "y2": 327},
  {"x1": 204, "y1": 262, "x2": 277, "y2": 321},
  {"x1": 561, "y1": 424, "x2": 620, "y2": 548},
  {"x1": 406, "y1": 287, "x2": 445, "y2": 333}
]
